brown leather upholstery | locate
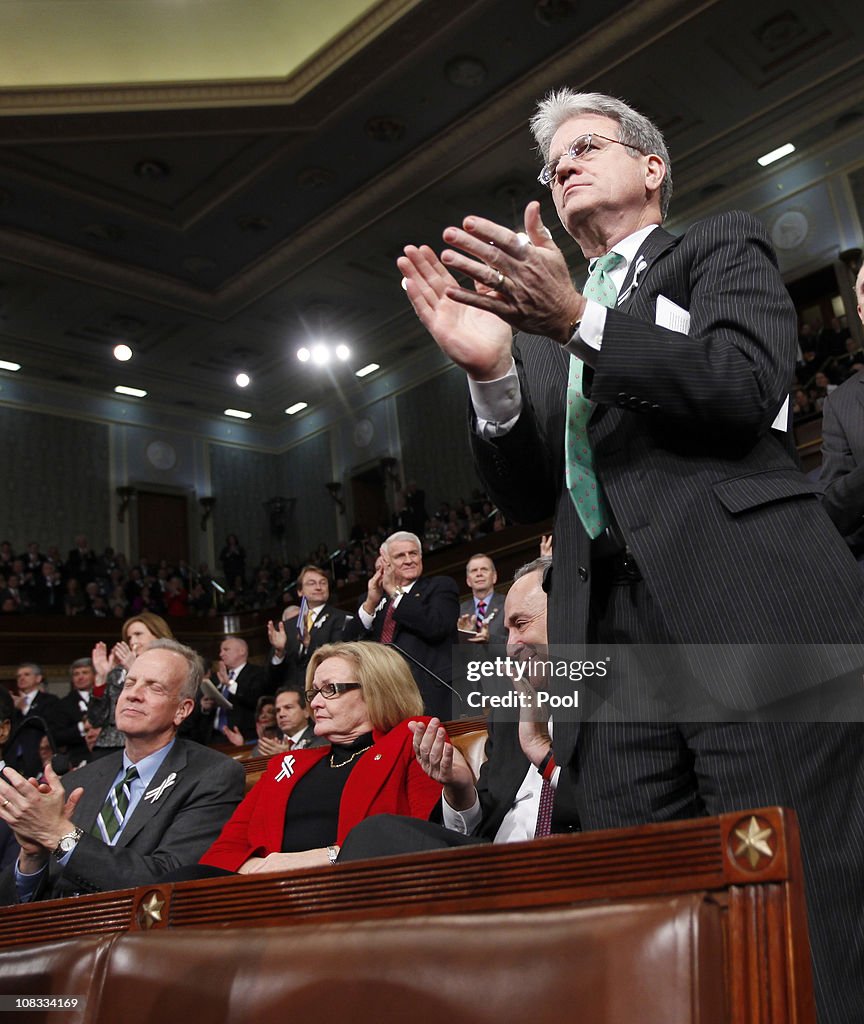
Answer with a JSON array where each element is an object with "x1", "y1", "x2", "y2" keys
[
  {"x1": 0, "y1": 808, "x2": 815, "y2": 1024},
  {"x1": 449, "y1": 727, "x2": 488, "y2": 781},
  {"x1": 88, "y1": 895, "x2": 723, "y2": 1024}
]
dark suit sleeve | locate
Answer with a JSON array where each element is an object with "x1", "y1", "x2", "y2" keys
[
  {"x1": 592, "y1": 212, "x2": 795, "y2": 437},
  {"x1": 394, "y1": 578, "x2": 459, "y2": 642},
  {"x1": 58, "y1": 753, "x2": 245, "y2": 893},
  {"x1": 199, "y1": 773, "x2": 267, "y2": 871},
  {"x1": 48, "y1": 696, "x2": 84, "y2": 750},
  {"x1": 342, "y1": 610, "x2": 370, "y2": 641},
  {"x1": 820, "y1": 388, "x2": 864, "y2": 537},
  {"x1": 470, "y1": 367, "x2": 561, "y2": 525}
]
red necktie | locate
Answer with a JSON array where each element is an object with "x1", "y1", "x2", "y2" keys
[
  {"x1": 534, "y1": 779, "x2": 554, "y2": 837},
  {"x1": 476, "y1": 600, "x2": 487, "y2": 625},
  {"x1": 380, "y1": 599, "x2": 397, "y2": 644}
]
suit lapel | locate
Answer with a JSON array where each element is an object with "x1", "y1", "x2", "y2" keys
[
  {"x1": 70, "y1": 752, "x2": 125, "y2": 830},
  {"x1": 115, "y1": 742, "x2": 189, "y2": 847},
  {"x1": 617, "y1": 226, "x2": 677, "y2": 311}
]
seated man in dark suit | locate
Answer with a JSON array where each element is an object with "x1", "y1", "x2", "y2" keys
[
  {"x1": 267, "y1": 565, "x2": 351, "y2": 689},
  {"x1": 0, "y1": 639, "x2": 245, "y2": 903},
  {"x1": 343, "y1": 531, "x2": 459, "y2": 719}
]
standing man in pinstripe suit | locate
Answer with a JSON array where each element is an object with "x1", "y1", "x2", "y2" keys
[{"x1": 399, "y1": 90, "x2": 864, "y2": 1022}]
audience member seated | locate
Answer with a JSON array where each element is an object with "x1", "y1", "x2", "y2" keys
[
  {"x1": 261, "y1": 685, "x2": 325, "y2": 754},
  {"x1": 221, "y1": 695, "x2": 280, "y2": 755},
  {"x1": 191, "y1": 642, "x2": 443, "y2": 877},
  {"x1": 0, "y1": 640, "x2": 244, "y2": 904},
  {"x1": 90, "y1": 612, "x2": 175, "y2": 758}
]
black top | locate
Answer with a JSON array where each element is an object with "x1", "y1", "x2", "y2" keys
[{"x1": 280, "y1": 732, "x2": 374, "y2": 851}]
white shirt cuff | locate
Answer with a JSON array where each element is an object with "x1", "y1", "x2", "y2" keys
[
  {"x1": 564, "y1": 300, "x2": 606, "y2": 366},
  {"x1": 441, "y1": 791, "x2": 482, "y2": 834},
  {"x1": 468, "y1": 361, "x2": 522, "y2": 439}
]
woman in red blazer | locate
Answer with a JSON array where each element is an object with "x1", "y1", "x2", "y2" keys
[{"x1": 200, "y1": 641, "x2": 443, "y2": 874}]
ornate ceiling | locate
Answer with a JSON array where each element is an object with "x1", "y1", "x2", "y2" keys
[{"x1": 0, "y1": 0, "x2": 862, "y2": 436}]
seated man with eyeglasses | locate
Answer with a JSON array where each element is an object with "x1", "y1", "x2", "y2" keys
[{"x1": 187, "y1": 642, "x2": 443, "y2": 877}]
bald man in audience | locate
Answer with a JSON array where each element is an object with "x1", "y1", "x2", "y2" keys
[{"x1": 208, "y1": 636, "x2": 269, "y2": 741}]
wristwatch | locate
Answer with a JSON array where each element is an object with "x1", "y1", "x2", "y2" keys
[
  {"x1": 326, "y1": 845, "x2": 339, "y2": 865},
  {"x1": 53, "y1": 827, "x2": 84, "y2": 859}
]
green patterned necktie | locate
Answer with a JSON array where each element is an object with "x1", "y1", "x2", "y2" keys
[
  {"x1": 93, "y1": 765, "x2": 139, "y2": 844},
  {"x1": 564, "y1": 251, "x2": 624, "y2": 537}
]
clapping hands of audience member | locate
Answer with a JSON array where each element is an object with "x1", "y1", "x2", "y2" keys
[
  {"x1": 266, "y1": 619, "x2": 287, "y2": 655},
  {"x1": 221, "y1": 725, "x2": 245, "y2": 747},
  {"x1": 0, "y1": 763, "x2": 84, "y2": 872},
  {"x1": 256, "y1": 735, "x2": 291, "y2": 758}
]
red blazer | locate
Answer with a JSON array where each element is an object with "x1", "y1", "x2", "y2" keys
[{"x1": 200, "y1": 717, "x2": 442, "y2": 871}]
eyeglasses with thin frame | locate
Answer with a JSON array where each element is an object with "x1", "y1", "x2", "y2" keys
[
  {"x1": 304, "y1": 682, "x2": 362, "y2": 702},
  {"x1": 537, "y1": 132, "x2": 643, "y2": 187}
]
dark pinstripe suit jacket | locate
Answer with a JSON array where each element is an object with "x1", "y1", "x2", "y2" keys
[
  {"x1": 470, "y1": 213, "x2": 864, "y2": 1023},
  {"x1": 474, "y1": 211, "x2": 864, "y2": 698}
]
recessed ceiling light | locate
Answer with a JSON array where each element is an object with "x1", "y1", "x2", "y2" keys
[
  {"x1": 757, "y1": 143, "x2": 795, "y2": 167},
  {"x1": 355, "y1": 363, "x2": 380, "y2": 378},
  {"x1": 335, "y1": 344, "x2": 350, "y2": 361},
  {"x1": 311, "y1": 343, "x2": 329, "y2": 366},
  {"x1": 114, "y1": 385, "x2": 147, "y2": 398},
  {"x1": 297, "y1": 347, "x2": 311, "y2": 362},
  {"x1": 113, "y1": 344, "x2": 133, "y2": 362},
  {"x1": 235, "y1": 372, "x2": 250, "y2": 388},
  {"x1": 0, "y1": 359, "x2": 21, "y2": 372},
  {"x1": 285, "y1": 402, "x2": 308, "y2": 415},
  {"x1": 224, "y1": 408, "x2": 252, "y2": 420}
]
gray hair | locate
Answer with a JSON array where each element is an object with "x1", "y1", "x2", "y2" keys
[
  {"x1": 17, "y1": 662, "x2": 43, "y2": 677},
  {"x1": 382, "y1": 531, "x2": 422, "y2": 555},
  {"x1": 70, "y1": 657, "x2": 94, "y2": 672},
  {"x1": 146, "y1": 639, "x2": 203, "y2": 700},
  {"x1": 514, "y1": 556, "x2": 552, "y2": 582},
  {"x1": 530, "y1": 89, "x2": 672, "y2": 219}
]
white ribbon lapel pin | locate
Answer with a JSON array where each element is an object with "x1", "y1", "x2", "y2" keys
[
  {"x1": 275, "y1": 755, "x2": 296, "y2": 782},
  {"x1": 144, "y1": 772, "x2": 177, "y2": 804}
]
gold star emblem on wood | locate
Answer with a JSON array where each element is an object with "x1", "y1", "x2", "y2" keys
[
  {"x1": 138, "y1": 891, "x2": 166, "y2": 929},
  {"x1": 732, "y1": 815, "x2": 775, "y2": 870}
]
